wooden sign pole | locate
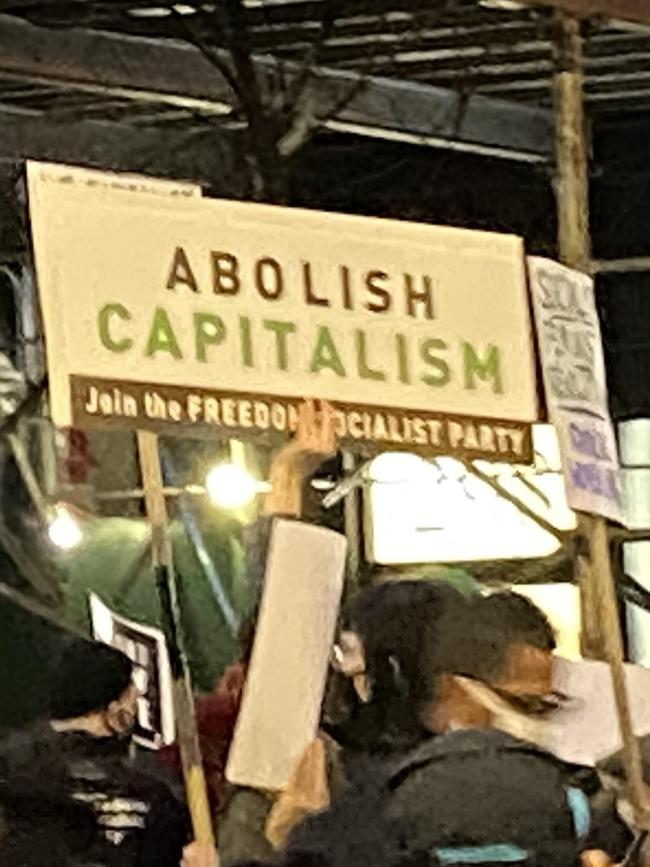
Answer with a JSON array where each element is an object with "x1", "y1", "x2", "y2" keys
[
  {"x1": 554, "y1": 13, "x2": 647, "y2": 823},
  {"x1": 136, "y1": 430, "x2": 215, "y2": 847}
]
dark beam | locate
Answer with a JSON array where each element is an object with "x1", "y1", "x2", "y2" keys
[
  {"x1": 520, "y1": 0, "x2": 650, "y2": 26},
  {"x1": 0, "y1": 13, "x2": 554, "y2": 162},
  {"x1": 0, "y1": 112, "x2": 248, "y2": 192}
]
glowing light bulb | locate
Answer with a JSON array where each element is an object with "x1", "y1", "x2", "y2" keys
[
  {"x1": 205, "y1": 463, "x2": 268, "y2": 509},
  {"x1": 48, "y1": 505, "x2": 83, "y2": 550}
]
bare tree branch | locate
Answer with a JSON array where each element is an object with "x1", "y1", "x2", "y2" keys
[
  {"x1": 278, "y1": 1, "x2": 385, "y2": 159},
  {"x1": 512, "y1": 471, "x2": 553, "y2": 510},
  {"x1": 169, "y1": 9, "x2": 244, "y2": 107},
  {"x1": 220, "y1": 0, "x2": 290, "y2": 201},
  {"x1": 278, "y1": 84, "x2": 317, "y2": 157},
  {"x1": 460, "y1": 458, "x2": 571, "y2": 546},
  {"x1": 285, "y1": 0, "x2": 339, "y2": 109}
]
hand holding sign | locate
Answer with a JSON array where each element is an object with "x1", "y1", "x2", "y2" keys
[
  {"x1": 180, "y1": 842, "x2": 218, "y2": 867},
  {"x1": 264, "y1": 399, "x2": 338, "y2": 517}
]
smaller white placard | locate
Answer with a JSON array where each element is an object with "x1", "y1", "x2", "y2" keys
[
  {"x1": 528, "y1": 257, "x2": 625, "y2": 524},
  {"x1": 547, "y1": 657, "x2": 650, "y2": 766},
  {"x1": 226, "y1": 519, "x2": 347, "y2": 791},
  {"x1": 89, "y1": 594, "x2": 175, "y2": 750}
]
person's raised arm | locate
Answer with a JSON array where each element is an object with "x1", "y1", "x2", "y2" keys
[{"x1": 263, "y1": 399, "x2": 337, "y2": 519}]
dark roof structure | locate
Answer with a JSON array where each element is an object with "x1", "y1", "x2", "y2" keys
[
  {"x1": 0, "y1": 0, "x2": 649, "y2": 175},
  {"x1": 3, "y1": 0, "x2": 650, "y2": 111}
]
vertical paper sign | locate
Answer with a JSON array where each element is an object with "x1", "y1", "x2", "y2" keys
[
  {"x1": 528, "y1": 258, "x2": 624, "y2": 524},
  {"x1": 90, "y1": 594, "x2": 175, "y2": 749}
]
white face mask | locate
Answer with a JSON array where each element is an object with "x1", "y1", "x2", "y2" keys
[
  {"x1": 331, "y1": 631, "x2": 372, "y2": 703},
  {"x1": 332, "y1": 631, "x2": 365, "y2": 677},
  {"x1": 455, "y1": 676, "x2": 551, "y2": 745}
]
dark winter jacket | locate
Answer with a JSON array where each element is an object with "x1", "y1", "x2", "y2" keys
[
  {"x1": 282, "y1": 729, "x2": 631, "y2": 867},
  {"x1": 0, "y1": 722, "x2": 187, "y2": 867}
]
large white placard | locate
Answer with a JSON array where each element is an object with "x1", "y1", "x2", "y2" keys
[
  {"x1": 226, "y1": 519, "x2": 346, "y2": 791},
  {"x1": 529, "y1": 257, "x2": 625, "y2": 523},
  {"x1": 28, "y1": 162, "x2": 538, "y2": 462}
]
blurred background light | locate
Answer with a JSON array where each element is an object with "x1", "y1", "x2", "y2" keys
[
  {"x1": 48, "y1": 504, "x2": 83, "y2": 550},
  {"x1": 205, "y1": 463, "x2": 270, "y2": 509}
]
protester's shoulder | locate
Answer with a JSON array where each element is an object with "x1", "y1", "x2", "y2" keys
[
  {"x1": 117, "y1": 759, "x2": 184, "y2": 805},
  {"x1": 120, "y1": 763, "x2": 189, "y2": 844},
  {"x1": 387, "y1": 729, "x2": 575, "y2": 809},
  {"x1": 391, "y1": 728, "x2": 552, "y2": 771},
  {"x1": 0, "y1": 722, "x2": 60, "y2": 774}
]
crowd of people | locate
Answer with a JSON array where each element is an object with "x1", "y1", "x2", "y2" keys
[{"x1": 0, "y1": 401, "x2": 646, "y2": 867}]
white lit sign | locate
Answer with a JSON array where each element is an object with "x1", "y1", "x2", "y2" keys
[{"x1": 365, "y1": 425, "x2": 576, "y2": 564}]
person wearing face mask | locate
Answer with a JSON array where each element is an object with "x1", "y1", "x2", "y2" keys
[
  {"x1": 265, "y1": 593, "x2": 632, "y2": 867},
  {"x1": 0, "y1": 639, "x2": 187, "y2": 867},
  {"x1": 427, "y1": 591, "x2": 560, "y2": 738},
  {"x1": 181, "y1": 580, "x2": 467, "y2": 867},
  {"x1": 378, "y1": 591, "x2": 633, "y2": 867}
]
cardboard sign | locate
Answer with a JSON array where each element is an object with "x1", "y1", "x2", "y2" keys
[
  {"x1": 547, "y1": 657, "x2": 650, "y2": 766},
  {"x1": 529, "y1": 258, "x2": 625, "y2": 523},
  {"x1": 226, "y1": 520, "x2": 347, "y2": 791},
  {"x1": 90, "y1": 594, "x2": 175, "y2": 750},
  {"x1": 28, "y1": 162, "x2": 538, "y2": 461}
]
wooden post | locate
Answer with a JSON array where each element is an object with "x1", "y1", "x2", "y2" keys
[
  {"x1": 553, "y1": 13, "x2": 648, "y2": 823},
  {"x1": 553, "y1": 13, "x2": 601, "y2": 661},
  {"x1": 136, "y1": 430, "x2": 215, "y2": 847},
  {"x1": 342, "y1": 450, "x2": 363, "y2": 594}
]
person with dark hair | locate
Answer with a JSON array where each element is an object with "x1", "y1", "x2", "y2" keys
[
  {"x1": 182, "y1": 579, "x2": 467, "y2": 867},
  {"x1": 249, "y1": 592, "x2": 626, "y2": 867},
  {"x1": 327, "y1": 579, "x2": 466, "y2": 755},
  {"x1": 377, "y1": 590, "x2": 631, "y2": 867},
  {"x1": 259, "y1": 579, "x2": 466, "y2": 855},
  {"x1": 185, "y1": 585, "x2": 634, "y2": 867},
  {"x1": 49, "y1": 637, "x2": 138, "y2": 725},
  {"x1": 0, "y1": 639, "x2": 187, "y2": 866},
  {"x1": 427, "y1": 591, "x2": 559, "y2": 735},
  {"x1": 183, "y1": 407, "x2": 469, "y2": 867}
]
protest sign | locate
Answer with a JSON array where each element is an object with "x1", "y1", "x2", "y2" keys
[
  {"x1": 529, "y1": 257, "x2": 624, "y2": 523},
  {"x1": 28, "y1": 163, "x2": 539, "y2": 462},
  {"x1": 547, "y1": 657, "x2": 650, "y2": 766},
  {"x1": 226, "y1": 519, "x2": 347, "y2": 791},
  {"x1": 90, "y1": 593, "x2": 175, "y2": 750}
]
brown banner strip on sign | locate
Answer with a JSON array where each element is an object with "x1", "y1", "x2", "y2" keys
[{"x1": 70, "y1": 375, "x2": 533, "y2": 464}]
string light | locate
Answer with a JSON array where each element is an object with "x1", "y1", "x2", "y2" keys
[
  {"x1": 48, "y1": 504, "x2": 83, "y2": 550},
  {"x1": 205, "y1": 463, "x2": 270, "y2": 509}
]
